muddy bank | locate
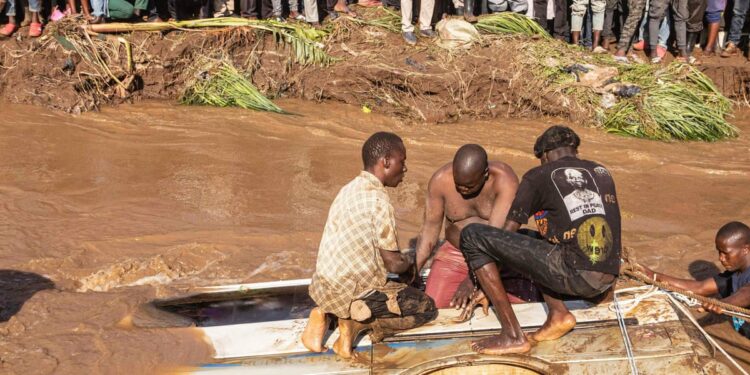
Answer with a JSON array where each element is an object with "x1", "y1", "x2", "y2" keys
[
  {"x1": 0, "y1": 16, "x2": 748, "y2": 124},
  {"x1": 0, "y1": 100, "x2": 749, "y2": 373}
]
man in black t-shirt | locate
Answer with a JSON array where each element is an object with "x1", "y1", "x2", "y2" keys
[
  {"x1": 638, "y1": 222, "x2": 750, "y2": 340},
  {"x1": 458, "y1": 125, "x2": 621, "y2": 355}
]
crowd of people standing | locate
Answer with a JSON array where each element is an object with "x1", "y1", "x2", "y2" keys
[{"x1": 0, "y1": 0, "x2": 748, "y2": 64}]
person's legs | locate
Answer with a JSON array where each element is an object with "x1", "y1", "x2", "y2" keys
[
  {"x1": 648, "y1": 0, "x2": 669, "y2": 57},
  {"x1": 685, "y1": 0, "x2": 706, "y2": 59},
  {"x1": 671, "y1": 0, "x2": 689, "y2": 58},
  {"x1": 723, "y1": 0, "x2": 748, "y2": 53},
  {"x1": 304, "y1": 0, "x2": 318, "y2": 23},
  {"x1": 703, "y1": 0, "x2": 723, "y2": 54},
  {"x1": 602, "y1": 0, "x2": 618, "y2": 48},
  {"x1": 570, "y1": 0, "x2": 587, "y2": 44},
  {"x1": 615, "y1": 0, "x2": 646, "y2": 54},
  {"x1": 367, "y1": 286, "x2": 437, "y2": 342},
  {"x1": 533, "y1": 0, "x2": 549, "y2": 30},
  {"x1": 591, "y1": 0, "x2": 605, "y2": 47},
  {"x1": 553, "y1": 0, "x2": 570, "y2": 40},
  {"x1": 270, "y1": 0, "x2": 281, "y2": 16},
  {"x1": 417, "y1": 0, "x2": 434, "y2": 31}
]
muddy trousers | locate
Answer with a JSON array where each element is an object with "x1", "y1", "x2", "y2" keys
[
  {"x1": 355, "y1": 286, "x2": 437, "y2": 342},
  {"x1": 401, "y1": 0, "x2": 435, "y2": 32},
  {"x1": 616, "y1": 0, "x2": 646, "y2": 50},
  {"x1": 571, "y1": 0, "x2": 606, "y2": 31},
  {"x1": 459, "y1": 224, "x2": 613, "y2": 299},
  {"x1": 649, "y1": 0, "x2": 688, "y2": 53}
]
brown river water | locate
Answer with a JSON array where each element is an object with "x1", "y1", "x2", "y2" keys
[{"x1": 0, "y1": 100, "x2": 749, "y2": 374}]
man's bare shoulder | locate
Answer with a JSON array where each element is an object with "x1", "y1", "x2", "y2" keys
[
  {"x1": 428, "y1": 163, "x2": 454, "y2": 190},
  {"x1": 488, "y1": 161, "x2": 519, "y2": 190}
]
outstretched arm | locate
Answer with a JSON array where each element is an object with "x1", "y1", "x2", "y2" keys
[
  {"x1": 639, "y1": 264, "x2": 719, "y2": 296},
  {"x1": 415, "y1": 174, "x2": 445, "y2": 272}
]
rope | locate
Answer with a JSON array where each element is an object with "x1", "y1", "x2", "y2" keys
[
  {"x1": 622, "y1": 267, "x2": 750, "y2": 321},
  {"x1": 666, "y1": 293, "x2": 749, "y2": 375},
  {"x1": 612, "y1": 290, "x2": 639, "y2": 375}
]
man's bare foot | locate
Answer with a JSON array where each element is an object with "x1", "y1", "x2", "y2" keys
[
  {"x1": 301, "y1": 307, "x2": 329, "y2": 352},
  {"x1": 531, "y1": 311, "x2": 576, "y2": 342},
  {"x1": 332, "y1": 319, "x2": 367, "y2": 359},
  {"x1": 470, "y1": 333, "x2": 531, "y2": 355}
]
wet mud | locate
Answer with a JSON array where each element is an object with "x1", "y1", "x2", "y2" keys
[{"x1": 0, "y1": 100, "x2": 748, "y2": 373}]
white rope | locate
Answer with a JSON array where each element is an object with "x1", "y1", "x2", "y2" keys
[
  {"x1": 609, "y1": 284, "x2": 748, "y2": 375},
  {"x1": 612, "y1": 290, "x2": 639, "y2": 375},
  {"x1": 666, "y1": 293, "x2": 749, "y2": 375}
]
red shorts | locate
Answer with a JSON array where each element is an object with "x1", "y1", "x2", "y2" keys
[{"x1": 424, "y1": 241, "x2": 540, "y2": 308}]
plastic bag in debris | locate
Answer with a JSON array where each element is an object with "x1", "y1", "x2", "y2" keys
[{"x1": 435, "y1": 18, "x2": 481, "y2": 50}]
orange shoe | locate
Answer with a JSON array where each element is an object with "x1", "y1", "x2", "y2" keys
[
  {"x1": 0, "y1": 23, "x2": 17, "y2": 37},
  {"x1": 28, "y1": 22, "x2": 42, "y2": 37},
  {"x1": 632, "y1": 40, "x2": 645, "y2": 51}
]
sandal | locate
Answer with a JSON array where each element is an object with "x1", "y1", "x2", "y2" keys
[
  {"x1": 28, "y1": 22, "x2": 42, "y2": 37},
  {"x1": 688, "y1": 56, "x2": 701, "y2": 65},
  {"x1": 0, "y1": 23, "x2": 17, "y2": 37},
  {"x1": 613, "y1": 55, "x2": 629, "y2": 64},
  {"x1": 650, "y1": 55, "x2": 662, "y2": 64}
]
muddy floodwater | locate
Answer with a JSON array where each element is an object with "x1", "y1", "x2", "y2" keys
[{"x1": 0, "y1": 100, "x2": 749, "y2": 374}]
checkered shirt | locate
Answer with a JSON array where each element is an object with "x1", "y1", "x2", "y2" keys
[{"x1": 309, "y1": 171, "x2": 399, "y2": 319}]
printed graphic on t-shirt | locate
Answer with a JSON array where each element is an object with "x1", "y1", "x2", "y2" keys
[
  {"x1": 576, "y1": 216, "x2": 613, "y2": 264},
  {"x1": 534, "y1": 210, "x2": 549, "y2": 237},
  {"x1": 551, "y1": 168, "x2": 606, "y2": 221}
]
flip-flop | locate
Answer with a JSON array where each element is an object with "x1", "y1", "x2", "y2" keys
[
  {"x1": 334, "y1": 6, "x2": 357, "y2": 17},
  {"x1": 28, "y1": 22, "x2": 43, "y2": 37}
]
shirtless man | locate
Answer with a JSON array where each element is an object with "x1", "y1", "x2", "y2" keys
[{"x1": 416, "y1": 144, "x2": 534, "y2": 313}]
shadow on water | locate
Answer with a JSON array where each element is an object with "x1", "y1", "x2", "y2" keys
[
  {"x1": 0, "y1": 270, "x2": 55, "y2": 322},
  {"x1": 688, "y1": 260, "x2": 722, "y2": 280}
]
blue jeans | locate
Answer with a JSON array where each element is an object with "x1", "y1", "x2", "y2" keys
[
  {"x1": 727, "y1": 0, "x2": 749, "y2": 44},
  {"x1": 5, "y1": 0, "x2": 41, "y2": 16},
  {"x1": 638, "y1": 0, "x2": 670, "y2": 48},
  {"x1": 90, "y1": 0, "x2": 108, "y2": 16}
]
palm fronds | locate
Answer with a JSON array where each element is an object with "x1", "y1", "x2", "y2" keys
[
  {"x1": 475, "y1": 12, "x2": 551, "y2": 39},
  {"x1": 345, "y1": 6, "x2": 401, "y2": 33},
  {"x1": 87, "y1": 18, "x2": 333, "y2": 66},
  {"x1": 181, "y1": 59, "x2": 285, "y2": 113}
]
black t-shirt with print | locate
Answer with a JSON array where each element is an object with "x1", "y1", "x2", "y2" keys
[{"x1": 507, "y1": 156, "x2": 621, "y2": 275}]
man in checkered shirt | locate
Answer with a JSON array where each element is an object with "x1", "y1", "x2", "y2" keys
[{"x1": 301, "y1": 132, "x2": 437, "y2": 359}]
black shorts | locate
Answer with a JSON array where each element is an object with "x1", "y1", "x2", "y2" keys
[{"x1": 460, "y1": 223, "x2": 614, "y2": 299}]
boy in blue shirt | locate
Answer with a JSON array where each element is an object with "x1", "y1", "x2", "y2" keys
[{"x1": 639, "y1": 221, "x2": 750, "y2": 338}]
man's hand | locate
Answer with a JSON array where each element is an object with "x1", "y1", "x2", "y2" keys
[
  {"x1": 449, "y1": 277, "x2": 475, "y2": 310},
  {"x1": 700, "y1": 302, "x2": 724, "y2": 315},
  {"x1": 453, "y1": 289, "x2": 489, "y2": 323}
]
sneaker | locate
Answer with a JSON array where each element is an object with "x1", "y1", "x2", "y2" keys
[
  {"x1": 28, "y1": 22, "x2": 42, "y2": 37},
  {"x1": 721, "y1": 42, "x2": 738, "y2": 58},
  {"x1": 632, "y1": 40, "x2": 645, "y2": 51},
  {"x1": 593, "y1": 46, "x2": 607, "y2": 54},
  {"x1": 402, "y1": 31, "x2": 417, "y2": 45},
  {"x1": 419, "y1": 29, "x2": 436, "y2": 38}
]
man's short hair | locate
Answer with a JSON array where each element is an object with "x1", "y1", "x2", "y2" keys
[
  {"x1": 717, "y1": 221, "x2": 750, "y2": 246},
  {"x1": 534, "y1": 125, "x2": 581, "y2": 158},
  {"x1": 362, "y1": 132, "x2": 404, "y2": 169}
]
